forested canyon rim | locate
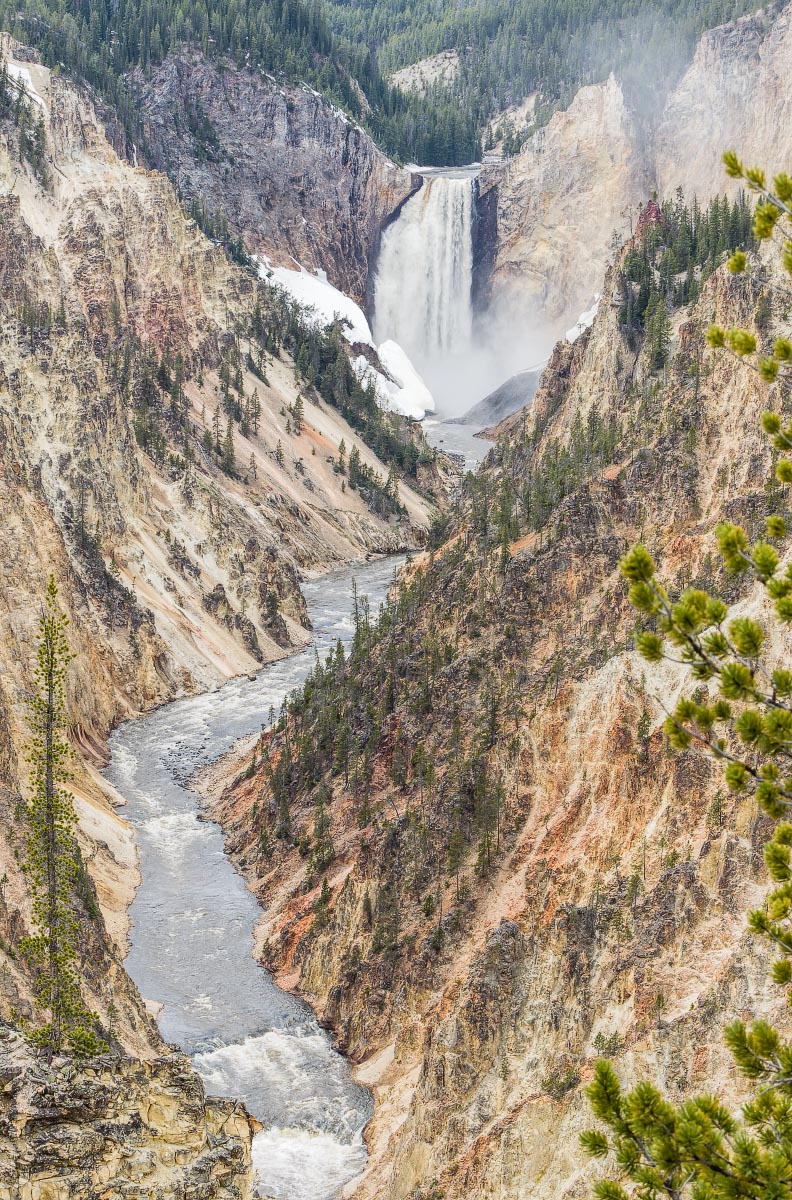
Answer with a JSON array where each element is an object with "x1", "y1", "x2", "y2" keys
[{"x1": 3, "y1": 0, "x2": 792, "y2": 1198}]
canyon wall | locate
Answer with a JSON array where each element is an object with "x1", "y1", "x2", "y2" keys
[
  {"x1": 485, "y1": 1, "x2": 792, "y2": 345},
  {"x1": 0, "y1": 40, "x2": 437, "y2": 1192},
  {"x1": 480, "y1": 75, "x2": 649, "y2": 343},
  {"x1": 133, "y1": 51, "x2": 418, "y2": 304},
  {"x1": 208, "y1": 236, "x2": 792, "y2": 1200}
]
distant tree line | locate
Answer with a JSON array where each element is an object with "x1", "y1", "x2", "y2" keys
[
  {"x1": 327, "y1": 0, "x2": 761, "y2": 161},
  {"x1": 0, "y1": 0, "x2": 762, "y2": 167},
  {"x1": 619, "y1": 191, "x2": 756, "y2": 361}
]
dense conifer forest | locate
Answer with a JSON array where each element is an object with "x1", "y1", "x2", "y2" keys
[
  {"x1": 0, "y1": 0, "x2": 767, "y2": 165},
  {"x1": 330, "y1": 0, "x2": 766, "y2": 160}
]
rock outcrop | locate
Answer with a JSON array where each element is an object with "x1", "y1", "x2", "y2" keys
[
  {"x1": 655, "y1": 5, "x2": 792, "y2": 200},
  {"x1": 0, "y1": 1033, "x2": 258, "y2": 1199},
  {"x1": 481, "y1": 75, "x2": 649, "y2": 344},
  {"x1": 132, "y1": 50, "x2": 418, "y2": 304}
]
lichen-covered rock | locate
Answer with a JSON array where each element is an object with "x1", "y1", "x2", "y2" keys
[{"x1": 0, "y1": 1034, "x2": 258, "y2": 1199}]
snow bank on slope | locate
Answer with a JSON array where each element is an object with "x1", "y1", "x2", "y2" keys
[
  {"x1": 258, "y1": 259, "x2": 434, "y2": 420},
  {"x1": 566, "y1": 293, "x2": 601, "y2": 342},
  {"x1": 7, "y1": 62, "x2": 44, "y2": 109},
  {"x1": 260, "y1": 261, "x2": 374, "y2": 348},
  {"x1": 353, "y1": 342, "x2": 435, "y2": 421},
  {"x1": 376, "y1": 341, "x2": 435, "y2": 419}
]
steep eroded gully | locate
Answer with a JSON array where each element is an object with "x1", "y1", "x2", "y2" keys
[{"x1": 104, "y1": 557, "x2": 403, "y2": 1200}]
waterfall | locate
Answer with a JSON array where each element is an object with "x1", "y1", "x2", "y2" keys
[{"x1": 373, "y1": 174, "x2": 474, "y2": 371}]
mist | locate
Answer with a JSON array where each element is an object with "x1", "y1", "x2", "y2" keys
[
  {"x1": 372, "y1": 171, "x2": 554, "y2": 423},
  {"x1": 414, "y1": 312, "x2": 551, "y2": 422}
]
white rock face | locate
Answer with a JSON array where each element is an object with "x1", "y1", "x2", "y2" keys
[
  {"x1": 390, "y1": 50, "x2": 460, "y2": 95},
  {"x1": 655, "y1": 6, "x2": 792, "y2": 199},
  {"x1": 485, "y1": 2, "x2": 792, "y2": 343},
  {"x1": 485, "y1": 76, "x2": 650, "y2": 349}
]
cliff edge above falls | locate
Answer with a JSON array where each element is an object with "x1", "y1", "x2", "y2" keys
[{"x1": 131, "y1": 50, "x2": 418, "y2": 304}]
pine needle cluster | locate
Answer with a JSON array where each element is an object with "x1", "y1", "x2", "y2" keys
[{"x1": 582, "y1": 152, "x2": 792, "y2": 1200}]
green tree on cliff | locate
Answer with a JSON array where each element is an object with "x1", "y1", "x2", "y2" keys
[
  {"x1": 21, "y1": 577, "x2": 106, "y2": 1060},
  {"x1": 582, "y1": 156, "x2": 792, "y2": 1200}
]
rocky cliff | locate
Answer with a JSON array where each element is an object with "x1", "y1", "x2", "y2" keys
[
  {"x1": 480, "y1": 76, "x2": 649, "y2": 343},
  {"x1": 132, "y1": 50, "x2": 418, "y2": 304},
  {"x1": 0, "y1": 1032, "x2": 258, "y2": 1199},
  {"x1": 483, "y1": 1, "x2": 792, "y2": 345},
  {"x1": 206, "y1": 225, "x2": 792, "y2": 1200}
]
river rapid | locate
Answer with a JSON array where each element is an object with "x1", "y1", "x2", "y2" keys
[{"x1": 104, "y1": 556, "x2": 402, "y2": 1200}]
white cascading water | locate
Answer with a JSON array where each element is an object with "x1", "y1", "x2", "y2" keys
[{"x1": 374, "y1": 174, "x2": 474, "y2": 370}]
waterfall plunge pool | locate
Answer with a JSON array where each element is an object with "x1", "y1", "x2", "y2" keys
[{"x1": 107, "y1": 556, "x2": 403, "y2": 1200}]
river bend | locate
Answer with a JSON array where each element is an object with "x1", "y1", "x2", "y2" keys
[{"x1": 105, "y1": 557, "x2": 401, "y2": 1200}]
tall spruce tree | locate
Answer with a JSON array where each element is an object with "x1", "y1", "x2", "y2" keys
[
  {"x1": 21, "y1": 577, "x2": 106, "y2": 1060},
  {"x1": 582, "y1": 156, "x2": 792, "y2": 1200}
]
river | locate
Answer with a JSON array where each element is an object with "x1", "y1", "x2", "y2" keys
[{"x1": 104, "y1": 555, "x2": 402, "y2": 1200}]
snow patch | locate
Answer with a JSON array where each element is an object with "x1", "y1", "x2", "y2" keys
[
  {"x1": 257, "y1": 259, "x2": 434, "y2": 420},
  {"x1": 372, "y1": 341, "x2": 435, "y2": 420},
  {"x1": 259, "y1": 259, "x2": 374, "y2": 347},
  {"x1": 7, "y1": 62, "x2": 44, "y2": 109},
  {"x1": 566, "y1": 293, "x2": 601, "y2": 342}
]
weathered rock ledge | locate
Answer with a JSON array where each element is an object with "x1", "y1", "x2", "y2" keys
[{"x1": 0, "y1": 1033, "x2": 259, "y2": 1199}]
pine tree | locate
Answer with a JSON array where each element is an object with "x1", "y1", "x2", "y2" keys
[
  {"x1": 447, "y1": 827, "x2": 466, "y2": 899},
  {"x1": 311, "y1": 788, "x2": 335, "y2": 873},
  {"x1": 348, "y1": 444, "x2": 361, "y2": 488},
  {"x1": 222, "y1": 415, "x2": 235, "y2": 474},
  {"x1": 582, "y1": 153, "x2": 792, "y2": 1200},
  {"x1": 250, "y1": 389, "x2": 261, "y2": 436},
  {"x1": 21, "y1": 577, "x2": 106, "y2": 1061},
  {"x1": 314, "y1": 876, "x2": 332, "y2": 929},
  {"x1": 292, "y1": 393, "x2": 304, "y2": 435}
]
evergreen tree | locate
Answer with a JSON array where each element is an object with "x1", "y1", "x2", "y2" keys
[
  {"x1": 292, "y1": 393, "x2": 304, "y2": 435},
  {"x1": 250, "y1": 389, "x2": 261, "y2": 436},
  {"x1": 222, "y1": 415, "x2": 235, "y2": 474},
  {"x1": 348, "y1": 445, "x2": 362, "y2": 488},
  {"x1": 582, "y1": 154, "x2": 792, "y2": 1200},
  {"x1": 311, "y1": 788, "x2": 335, "y2": 873},
  {"x1": 314, "y1": 876, "x2": 332, "y2": 929},
  {"x1": 21, "y1": 577, "x2": 106, "y2": 1061},
  {"x1": 448, "y1": 826, "x2": 466, "y2": 899}
]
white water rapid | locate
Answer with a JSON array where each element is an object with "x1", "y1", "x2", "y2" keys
[
  {"x1": 374, "y1": 173, "x2": 474, "y2": 374},
  {"x1": 109, "y1": 558, "x2": 402, "y2": 1200}
]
